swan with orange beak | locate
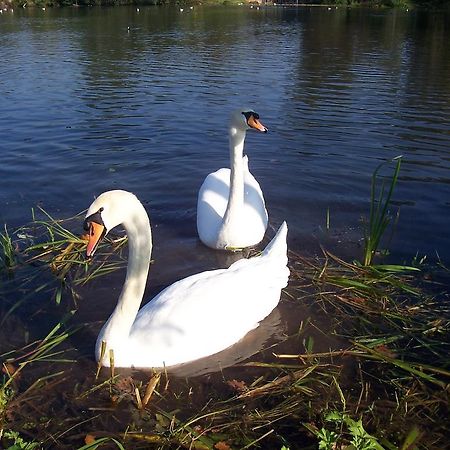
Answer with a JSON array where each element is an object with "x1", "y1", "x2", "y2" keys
[{"x1": 197, "y1": 108, "x2": 269, "y2": 251}]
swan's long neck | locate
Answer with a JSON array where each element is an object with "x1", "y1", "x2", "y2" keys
[
  {"x1": 100, "y1": 203, "x2": 152, "y2": 345},
  {"x1": 222, "y1": 126, "x2": 246, "y2": 226}
]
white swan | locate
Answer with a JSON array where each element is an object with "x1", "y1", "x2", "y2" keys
[
  {"x1": 84, "y1": 190, "x2": 289, "y2": 369},
  {"x1": 197, "y1": 108, "x2": 269, "y2": 250}
]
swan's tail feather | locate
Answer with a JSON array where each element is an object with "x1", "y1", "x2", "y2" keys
[
  {"x1": 261, "y1": 221, "x2": 289, "y2": 292},
  {"x1": 225, "y1": 221, "x2": 289, "y2": 323},
  {"x1": 263, "y1": 221, "x2": 288, "y2": 258}
]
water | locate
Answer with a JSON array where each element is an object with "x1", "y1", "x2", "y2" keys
[
  {"x1": 1, "y1": 6, "x2": 450, "y2": 263},
  {"x1": 1, "y1": 6, "x2": 449, "y2": 364}
]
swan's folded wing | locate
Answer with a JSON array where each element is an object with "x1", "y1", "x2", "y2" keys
[
  {"x1": 130, "y1": 253, "x2": 288, "y2": 366},
  {"x1": 197, "y1": 169, "x2": 230, "y2": 248}
]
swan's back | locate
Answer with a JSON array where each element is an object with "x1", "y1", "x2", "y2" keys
[{"x1": 130, "y1": 222, "x2": 289, "y2": 368}]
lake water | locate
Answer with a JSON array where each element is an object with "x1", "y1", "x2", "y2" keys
[
  {"x1": 1, "y1": 5, "x2": 450, "y2": 263},
  {"x1": 1, "y1": 6, "x2": 449, "y2": 372}
]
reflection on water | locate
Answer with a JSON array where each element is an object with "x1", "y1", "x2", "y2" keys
[
  {"x1": 0, "y1": 6, "x2": 449, "y2": 374},
  {"x1": 167, "y1": 306, "x2": 284, "y2": 378}
]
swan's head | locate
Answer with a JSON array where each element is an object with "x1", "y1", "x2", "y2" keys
[
  {"x1": 84, "y1": 190, "x2": 140, "y2": 257},
  {"x1": 230, "y1": 108, "x2": 268, "y2": 134}
]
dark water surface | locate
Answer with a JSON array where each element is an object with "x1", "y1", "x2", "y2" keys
[{"x1": 1, "y1": 6, "x2": 450, "y2": 374}]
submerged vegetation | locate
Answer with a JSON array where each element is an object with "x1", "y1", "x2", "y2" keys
[{"x1": 1, "y1": 160, "x2": 449, "y2": 449}]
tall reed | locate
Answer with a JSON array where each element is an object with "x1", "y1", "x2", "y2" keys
[{"x1": 363, "y1": 156, "x2": 402, "y2": 266}]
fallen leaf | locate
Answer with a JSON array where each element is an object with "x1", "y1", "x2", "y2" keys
[
  {"x1": 2, "y1": 363, "x2": 17, "y2": 376},
  {"x1": 226, "y1": 379, "x2": 247, "y2": 392},
  {"x1": 142, "y1": 372, "x2": 161, "y2": 407},
  {"x1": 84, "y1": 434, "x2": 96, "y2": 445},
  {"x1": 115, "y1": 376, "x2": 135, "y2": 394}
]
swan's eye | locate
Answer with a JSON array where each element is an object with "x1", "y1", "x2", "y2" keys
[
  {"x1": 84, "y1": 208, "x2": 105, "y2": 231},
  {"x1": 242, "y1": 111, "x2": 253, "y2": 121},
  {"x1": 82, "y1": 222, "x2": 95, "y2": 235},
  {"x1": 242, "y1": 111, "x2": 259, "y2": 123}
]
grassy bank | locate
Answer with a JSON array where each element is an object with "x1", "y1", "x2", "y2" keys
[{"x1": 1, "y1": 160, "x2": 449, "y2": 449}]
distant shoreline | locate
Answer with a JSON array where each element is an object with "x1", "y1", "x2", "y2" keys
[{"x1": 1, "y1": 0, "x2": 449, "y2": 11}]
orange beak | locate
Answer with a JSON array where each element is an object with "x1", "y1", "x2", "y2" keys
[
  {"x1": 86, "y1": 222, "x2": 105, "y2": 257},
  {"x1": 247, "y1": 115, "x2": 268, "y2": 133}
]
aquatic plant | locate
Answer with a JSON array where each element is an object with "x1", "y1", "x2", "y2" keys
[
  {"x1": 0, "y1": 207, "x2": 128, "y2": 310},
  {"x1": 20, "y1": 206, "x2": 127, "y2": 287},
  {"x1": 77, "y1": 245, "x2": 446, "y2": 448},
  {"x1": 363, "y1": 156, "x2": 402, "y2": 266},
  {"x1": 288, "y1": 248, "x2": 449, "y2": 446},
  {"x1": 0, "y1": 225, "x2": 16, "y2": 272}
]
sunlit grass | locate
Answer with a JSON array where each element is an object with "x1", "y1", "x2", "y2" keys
[{"x1": 287, "y1": 246, "x2": 449, "y2": 448}]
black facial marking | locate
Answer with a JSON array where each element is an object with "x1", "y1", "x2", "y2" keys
[
  {"x1": 242, "y1": 111, "x2": 260, "y2": 123},
  {"x1": 83, "y1": 208, "x2": 105, "y2": 231}
]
